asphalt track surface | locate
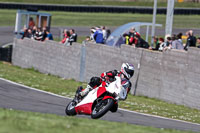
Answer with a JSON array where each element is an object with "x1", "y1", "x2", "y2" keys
[
  {"x1": 1, "y1": 26, "x2": 200, "y2": 46},
  {"x1": 0, "y1": 78, "x2": 200, "y2": 132}
]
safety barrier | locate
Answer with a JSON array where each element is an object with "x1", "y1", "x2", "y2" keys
[
  {"x1": 12, "y1": 38, "x2": 200, "y2": 110},
  {"x1": 1, "y1": 2, "x2": 200, "y2": 15}
]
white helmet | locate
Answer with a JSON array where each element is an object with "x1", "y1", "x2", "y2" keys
[{"x1": 121, "y1": 63, "x2": 134, "y2": 79}]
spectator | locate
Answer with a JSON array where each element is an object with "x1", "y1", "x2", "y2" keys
[
  {"x1": 197, "y1": 37, "x2": 200, "y2": 48},
  {"x1": 134, "y1": 35, "x2": 149, "y2": 49},
  {"x1": 69, "y1": 29, "x2": 77, "y2": 45},
  {"x1": 29, "y1": 17, "x2": 35, "y2": 29},
  {"x1": 34, "y1": 28, "x2": 43, "y2": 41},
  {"x1": 123, "y1": 33, "x2": 129, "y2": 45},
  {"x1": 60, "y1": 29, "x2": 70, "y2": 45},
  {"x1": 85, "y1": 36, "x2": 90, "y2": 42},
  {"x1": 163, "y1": 37, "x2": 172, "y2": 51},
  {"x1": 128, "y1": 27, "x2": 140, "y2": 45},
  {"x1": 27, "y1": 29, "x2": 33, "y2": 39},
  {"x1": 106, "y1": 29, "x2": 111, "y2": 39},
  {"x1": 82, "y1": 36, "x2": 91, "y2": 44},
  {"x1": 184, "y1": 30, "x2": 196, "y2": 50},
  {"x1": 32, "y1": 26, "x2": 37, "y2": 38},
  {"x1": 41, "y1": 27, "x2": 47, "y2": 41},
  {"x1": 93, "y1": 27, "x2": 104, "y2": 44},
  {"x1": 171, "y1": 34, "x2": 184, "y2": 50},
  {"x1": 101, "y1": 26, "x2": 107, "y2": 43},
  {"x1": 90, "y1": 27, "x2": 96, "y2": 42},
  {"x1": 177, "y1": 32, "x2": 183, "y2": 44},
  {"x1": 45, "y1": 30, "x2": 53, "y2": 40},
  {"x1": 20, "y1": 27, "x2": 28, "y2": 39},
  {"x1": 158, "y1": 38, "x2": 166, "y2": 51},
  {"x1": 152, "y1": 36, "x2": 160, "y2": 50}
]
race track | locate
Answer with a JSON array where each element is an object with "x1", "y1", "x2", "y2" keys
[{"x1": 0, "y1": 78, "x2": 199, "y2": 132}]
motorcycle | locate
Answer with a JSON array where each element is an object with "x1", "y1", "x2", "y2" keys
[{"x1": 65, "y1": 76, "x2": 128, "y2": 119}]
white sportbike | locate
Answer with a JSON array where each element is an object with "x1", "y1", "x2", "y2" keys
[{"x1": 65, "y1": 76, "x2": 129, "y2": 119}]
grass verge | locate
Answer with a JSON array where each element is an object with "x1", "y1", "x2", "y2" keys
[
  {"x1": 0, "y1": 108, "x2": 195, "y2": 133},
  {"x1": 0, "y1": 61, "x2": 200, "y2": 124},
  {"x1": 1, "y1": 9, "x2": 200, "y2": 29}
]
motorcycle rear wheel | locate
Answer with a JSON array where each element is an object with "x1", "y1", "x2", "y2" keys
[
  {"x1": 65, "y1": 101, "x2": 77, "y2": 116},
  {"x1": 91, "y1": 98, "x2": 114, "y2": 119}
]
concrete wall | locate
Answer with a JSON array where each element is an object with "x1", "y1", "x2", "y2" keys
[{"x1": 12, "y1": 38, "x2": 200, "y2": 110}]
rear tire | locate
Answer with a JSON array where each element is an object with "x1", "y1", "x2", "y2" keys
[
  {"x1": 91, "y1": 98, "x2": 114, "y2": 119},
  {"x1": 65, "y1": 101, "x2": 77, "y2": 116}
]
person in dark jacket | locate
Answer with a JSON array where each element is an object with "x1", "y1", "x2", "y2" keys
[
  {"x1": 69, "y1": 29, "x2": 77, "y2": 45},
  {"x1": 184, "y1": 30, "x2": 196, "y2": 50},
  {"x1": 134, "y1": 35, "x2": 149, "y2": 49}
]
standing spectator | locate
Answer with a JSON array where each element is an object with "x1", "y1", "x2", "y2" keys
[
  {"x1": 45, "y1": 30, "x2": 53, "y2": 40},
  {"x1": 101, "y1": 26, "x2": 107, "y2": 43},
  {"x1": 171, "y1": 34, "x2": 184, "y2": 50},
  {"x1": 152, "y1": 36, "x2": 159, "y2": 50},
  {"x1": 158, "y1": 38, "x2": 166, "y2": 51},
  {"x1": 60, "y1": 29, "x2": 70, "y2": 45},
  {"x1": 177, "y1": 32, "x2": 183, "y2": 44},
  {"x1": 184, "y1": 30, "x2": 196, "y2": 50},
  {"x1": 69, "y1": 29, "x2": 77, "y2": 45},
  {"x1": 197, "y1": 37, "x2": 200, "y2": 48},
  {"x1": 128, "y1": 27, "x2": 140, "y2": 45},
  {"x1": 123, "y1": 33, "x2": 129, "y2": 45},
  {"x1": 106, "y1": 29, "x2": 111, "y2": 39},
  {"x1": 41, "y1": 27, "x2": 47, "y2": 41},
  {"x1": 134, "y1": 35, "x2": 149, "y2": 49},
  {"x1": 28, "y1": 17, "x2": 35, "y2": 29},
  {"x1": 93, "y1": 27, "x2": 104, "y2": 44},
  {"x1": 90, "y1": 27, "x2": 96, "y2": 42},
  {"x1": 164, "y1": 37, "x2": 172, "y2": 51}
]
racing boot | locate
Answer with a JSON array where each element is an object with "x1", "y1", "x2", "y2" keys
[{"x1": 79, "y1": 84, "x2": 93, "y2": 97}]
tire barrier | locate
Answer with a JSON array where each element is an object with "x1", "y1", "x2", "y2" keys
[
  {"x1": 0, "y1": 2, "x2": 200, "y2": 15},
  {"x1": 0, "y1": 46, "x2": 12, "y2": 62}
]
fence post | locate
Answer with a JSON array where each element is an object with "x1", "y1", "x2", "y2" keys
[{"x1": 79, "y1": 41, "x2": 86, "y2": 82}]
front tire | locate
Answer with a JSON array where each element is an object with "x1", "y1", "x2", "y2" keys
[
  {"x1": 65, "y1": 101, "x2": 77, "y2": 116},
  {"x1": 91, "y1": 98, "x2": 114, "y2": 119}
]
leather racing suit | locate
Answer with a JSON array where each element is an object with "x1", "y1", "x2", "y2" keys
[{"x1": 77, "y1": 70, "x2": 132, "y2": 100}]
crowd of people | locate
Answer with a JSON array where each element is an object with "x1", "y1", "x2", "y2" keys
[
  {"x1": 84, "y1": 26, "x2": 111, "y2": 44},
  {"x1": 20, "y1": 17, "x2": 53, "y2": 41},
  {"x1": 122, "y1": 27, "x2": 200, "y2": 51},
  {"x1": 20, "y1": 18, "x2": 200, "y2": 50},
  {"x1": 20, "y1": 26, "x2": 53, "y2": 41},
  {"x1": 59, "y1": 29, "x2": 77, "y2": 46}
]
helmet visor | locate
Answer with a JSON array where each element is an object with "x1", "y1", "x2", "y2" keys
[{"x1": 124, "y1": 67, "x2": 134, "y2": 78}]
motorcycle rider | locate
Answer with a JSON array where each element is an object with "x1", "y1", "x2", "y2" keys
[{"x1": 76, "y1": 63, "x2": 134, "y2": 101}]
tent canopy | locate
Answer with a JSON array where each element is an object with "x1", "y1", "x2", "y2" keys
[{"x1": 106, "y1": 22, "x2": 162, "y2": 47}]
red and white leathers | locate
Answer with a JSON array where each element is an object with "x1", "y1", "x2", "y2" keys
[{"x1": 79, "y1": 70, "x2": 132, "y2": 100}]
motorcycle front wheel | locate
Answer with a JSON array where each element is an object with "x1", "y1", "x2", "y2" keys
[
  {"x1": 65, "y1": 100, "x2": 77, "y2": 116},
  {"x1": 91, "y1": 98, "x2": 114, "y2": 119}
]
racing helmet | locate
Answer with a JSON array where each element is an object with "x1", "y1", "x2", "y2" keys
[{"x1": 121, "y1": 63, "x2": 134, "y2": 79}]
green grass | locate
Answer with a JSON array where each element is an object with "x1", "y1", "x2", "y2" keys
[
  {"x1": 1, "y1": 9, "x2": 200, "y2": 29},
  {"x1": 1, "y1": 0, "x2": 200, "y2": 8},
  {"x1": 0, "y1": 61, "x2": 200, "y2": 124},
  {"x1": 0, "y1": 108, "x2": 195, "y2": 133}
]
